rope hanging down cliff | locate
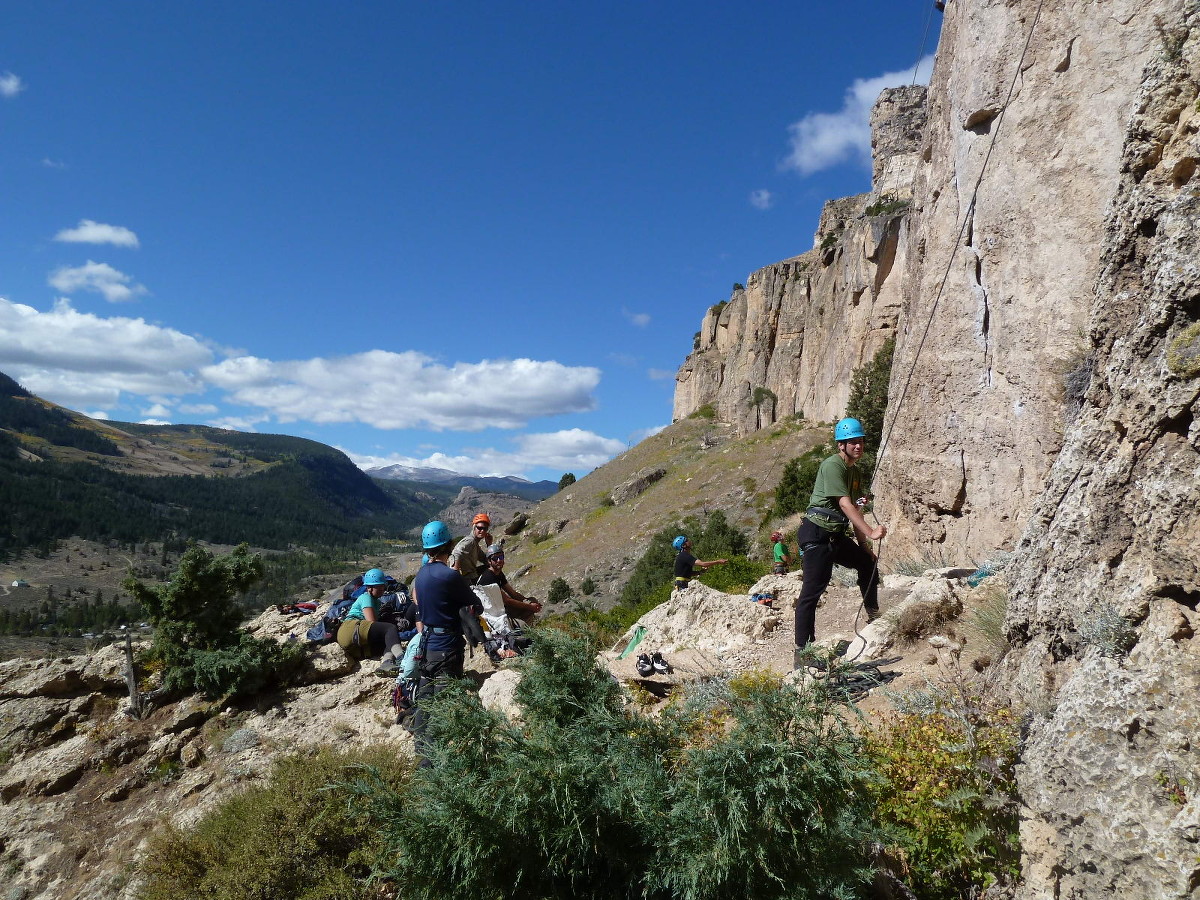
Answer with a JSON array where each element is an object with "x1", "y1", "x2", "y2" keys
[
  {"x1": 872, "y1": 0, "x2": 1049, "y2": 489},
  {"x1": 838, "y1": 0, "x2": 1050, "y2": 655}
]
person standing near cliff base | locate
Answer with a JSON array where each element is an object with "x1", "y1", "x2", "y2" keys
[
  {"x1": 771, "y1": 531, "x2": 790, "y2": 575},
  {"x1": 672, "y1": 535, "x2": 727, "y2": 590},
  {"x1": 793, "y1": 418, "x2": 887, "y2": 659},
  {"x1": 411, "y1": 520, "x2": 477, "y2": 761}
]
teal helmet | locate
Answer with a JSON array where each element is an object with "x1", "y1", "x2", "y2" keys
[
  {"x1": 672, "y1": 535, "x2": 688, "y2": 551},
  {"x1": 835, "y1": 417, "x2": 866, "y2": 441},
  {"x1": 421, "y1": 520, "x2": 452, "y2": 550},
  {"x1": 363, "y1": 567, "x2": 388, "y2": 586}
]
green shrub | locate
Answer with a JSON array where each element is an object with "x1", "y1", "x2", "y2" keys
[
  {"x1": 869, "y1": 679, "x2": 1021, "y2": 899},
  {"x1": 138, "y1": 746, "x2": 411, "y2": 900},
  {"x1": 847, "y1": 336, "x2": 895, "y2": 448},
  {"x1": 125, "y1": 544, "x2": 303, "y2": 698},
  {"x1": 774, "y1": 446, "x2": 827, "y2": 517},
  {"x1": 1077, "y1": 602, "x2": 1137, "y2": 657},
  {"x1": 690, "y1": 403, "x2": 717, "y2": 420},
  {"x1": 557, "y1": 472, "x2": 577, "y2": 491},
  {"x1": 864, "y1": 196, "x2": 910, "y2": 217},
  {"x1": 697, "y1": 557, "x2": 770, "y2": 594},
  {"x1": 579, "y1": 577, "x2": 596, "y2": 596},
  {"x1": 363, "y1": 629, "x2": 882, "y2": 900},
  {"x1": 547, "y1": 577, "x2": 572, "y2": 604}
]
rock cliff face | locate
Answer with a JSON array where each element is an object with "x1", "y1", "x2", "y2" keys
[
  {"x1": 1002, "y1": 13, "x2": 1200, "y2": 898},
  {"x1": 874, "y1": 0, "x2": 1190, "y2": 561},
  {"x1": 674, "y1": 2, "x2": 1198, "y2": 892},
  {"x1": 672, "y1": 84, "x2": 923, "y2": 433}
]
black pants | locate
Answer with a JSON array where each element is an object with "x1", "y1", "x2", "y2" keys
[
  {"x1": 412, "y1": 646, "x2": 466, "y2": 765},
  {"x1": 794, "y1": 520, "x2": 879, "y2": 647}
]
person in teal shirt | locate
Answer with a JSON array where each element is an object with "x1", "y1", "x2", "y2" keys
[
  {"x1": 336, "y1": 567, "x2": 406, "y2": 675},
  {"x1": 793, "y1": 418, "x2": 888, "y2": 660}
]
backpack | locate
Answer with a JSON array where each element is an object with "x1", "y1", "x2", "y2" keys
[{"x1": 305, "y1": 595, "x2": 356, "y2": 644}]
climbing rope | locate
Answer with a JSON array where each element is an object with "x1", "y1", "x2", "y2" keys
[
  {"x1": 910, "y1": 0, "x2": 939, "y2": 86},
  {"x1": 873, "y1": 0, "x2": 1049, "y2": 485},
  {"x1": 838, "y1": 0, "x2": 1049, "y2": 668}
]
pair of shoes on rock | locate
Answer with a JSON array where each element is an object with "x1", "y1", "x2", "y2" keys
[
  {"x1": 865, "y1": 607, "x2": 881, "y2": 623},
  {"x1": 635, "y1": 651, "x2": 671, "y2": 677},
  {"x1": 375, "y1": 655, "x2": 399, "y2": 676}
]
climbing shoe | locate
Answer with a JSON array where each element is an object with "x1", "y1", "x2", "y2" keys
[
  {"x1": 865, "y1": 607, "x2": 881, "y2": 623},
  {"x1": 651, "y1": 652, "x2": 670, "y2": 675},
  {"x1": 635, "y1": 653, "x2": 654, "y2": 677},
  {"x1": 375, "y1": 656, "x2": 399, "y2": 676}
]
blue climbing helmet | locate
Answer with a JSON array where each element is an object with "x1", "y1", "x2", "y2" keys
[
  {"x1": 363, "y1": 567, "x2": 388, "y2": 586},
  {"x1": 672, "y1": 535, "x2": 688, "y2": 551},
  {"x1": 421, "y1": 520, "x2": 453, "y2": 550},
  {"x1": 834, "y1": 417, "x2": 866, "y2": 442}
]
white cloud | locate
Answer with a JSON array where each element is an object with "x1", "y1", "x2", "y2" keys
[
  {"x1": 179, "y1": 403, "x2": 219, "y2": 415},
  {"x1": 749, "y1": 189, "x2": 774, "y2": 210},
  {"x1": 0, "y1": 72, "x2": 24, "y2": 98},
  {"x1": 345, "y1": 428, "x2": 626, "y2": 478},
  {"x1": 48, "y1": 261, "x2": 148, "y2": 302},
  {"x1": 783, "y1": 54, "x2": 935, "y2": 176},
  {"x1": 54, "y1": 219, "x2": 140, "y2": 249},
  {"x1": 0, "y1": 297, "x2": 211, "y2": 408},
  {"x1": 647, "y1": 368, "x2": 674, "y2": 381},
  {"x1": 622, "y1": 307, "x2": 651, "y2": 328},
  {"x1": 86, "y1": 410, "x2": 111, "y2": 420},
  {"x1": 207, "y1": 414, "x2": 270, "y2": 432},
  {"x1": 42, "y1": 158, "x2": 67, "y2": 170},
  {"x1": 142, "y1": 403, "x2": 172, "y2": 419},
  {"x1": 139, "y1": 418, "x2": 171, "y2": 426},
  {"x1": 202, "y1": 352, "x2": 601, "y2": 431}
]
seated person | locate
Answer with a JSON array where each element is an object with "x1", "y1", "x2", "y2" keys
[
  {"x1": 474, "y1": 544, "x2": 542, "y2": 630},
  {"x1": 336, "y1": 567, "x2": 406, "y2": 676}
]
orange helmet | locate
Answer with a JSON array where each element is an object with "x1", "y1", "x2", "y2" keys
[{"x1": 471, "y1": 513, "x2": 491, "y2": 527}]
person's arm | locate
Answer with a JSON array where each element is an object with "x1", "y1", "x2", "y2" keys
[
  {"x1": 501, "y1": 582, "x2": 542, "y2": 615},
  {"x1": 838, "y1": 495, "x2": 886, "y2": 547},
  {"x1": 362, "y1": 603, "x2": 377, "y2": 623},
  {"x1": 695, "y1": 558, "x2": 728, "y2": 570},
  {"x1": 449, "y1": 546, "x2": 469, "y2": 577}
]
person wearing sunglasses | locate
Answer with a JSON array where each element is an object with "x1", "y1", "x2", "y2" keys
[
  {"x1": 476, "y1": 544, "x2": 542, "y2": 627},
  {"x1": 450, "y1": 512, "x2": 493, "y2": 585}
]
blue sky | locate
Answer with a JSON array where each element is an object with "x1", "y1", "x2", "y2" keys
[{"x1": 0, "y1": 2, "x2": 936, "y2": 481}]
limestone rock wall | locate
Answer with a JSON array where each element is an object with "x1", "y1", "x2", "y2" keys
[
  {"x1": 672, "y1": 207, "x2": 908, "y2": 432},
  {"x1": 1002, "y1": 14, "x2": 1200, "y2": 897},
  {"x1": 672, "y1": 89, "x2": 925, "y2": 435},
  {"x1": 874, "y1": 0, "x2": 1185, "y2": 561},
  {"x1": 872, "y1": 84, "x2": 928, "y2": 199}
]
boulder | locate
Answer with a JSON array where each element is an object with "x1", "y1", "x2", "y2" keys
[{"x1": 610, "y1": 467, "x2": 666, "y2": 505}]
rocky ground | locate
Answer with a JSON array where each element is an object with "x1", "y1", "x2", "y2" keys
[{"x1": 0, "y1": 561, "x2": 1006, "y2": 900}]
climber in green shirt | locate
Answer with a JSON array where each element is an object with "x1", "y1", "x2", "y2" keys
[{"x1": 793, "y1": 417, "x2": 888, "y2": 659}]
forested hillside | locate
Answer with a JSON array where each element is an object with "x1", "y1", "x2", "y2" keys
[{"x1": 0, "y1": 373, "x2": 444, "y2": 558}]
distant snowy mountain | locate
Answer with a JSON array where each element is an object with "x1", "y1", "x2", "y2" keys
[{"x1": 366, "y1": 464, "x2": 558, "y2": 501}]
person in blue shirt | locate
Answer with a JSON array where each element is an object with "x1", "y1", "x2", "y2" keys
[{"x1": 336, "y1": 567, "x2": 405, "y2": 675}]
